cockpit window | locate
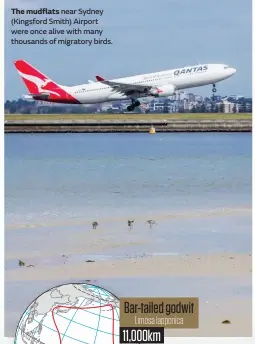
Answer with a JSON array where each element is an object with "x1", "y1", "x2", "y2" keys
[{"x1": 224, "y1": 65, "x2": 229, "y2": 69}]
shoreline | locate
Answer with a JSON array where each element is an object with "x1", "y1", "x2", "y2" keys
[
  {"x1": 4, "y1": 119, "x2": 252, "y2": 133},
  {"x1": 4, "y1": 128, "x2": 252, "y2": 337},
  {"x1": 5, "y1": 252, "x2": 252, "y2": 282}
]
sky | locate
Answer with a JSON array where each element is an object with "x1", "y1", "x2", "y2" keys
[{"x1": 4, "y1": 0, "x2": 252, "y2": 100}]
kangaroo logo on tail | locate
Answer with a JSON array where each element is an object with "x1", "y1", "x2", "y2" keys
[
  {"x1": 16, "y1": 70, "x2": 61, "y2": 97},
  {"x1": 13, "y1": 60, "x2": 81, "y2": 103},
  {"x1": 14, "y1": 60, "x2": 62, "y2": 96}
]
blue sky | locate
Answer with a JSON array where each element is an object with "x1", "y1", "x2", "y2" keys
[{"x1": 4, "y1": 0, "x2": 252, "y2": 100}]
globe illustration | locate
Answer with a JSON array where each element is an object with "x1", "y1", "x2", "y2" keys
[{"x1": 14, "y1": 283, "x2": 120, "y2": 344}]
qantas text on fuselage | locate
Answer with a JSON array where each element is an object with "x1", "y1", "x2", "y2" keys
[{"x1": 14, "y1": 60, "x2": 236, "y2": 111}]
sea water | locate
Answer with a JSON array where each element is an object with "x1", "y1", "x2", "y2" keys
[
  {"x1": 4, "y1": 133, "x2": 252, "y2": 336},
  {"x1": 5, "y1": 133, "x2": 252, "y2": 257}
]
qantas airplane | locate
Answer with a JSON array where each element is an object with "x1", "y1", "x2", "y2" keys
[{"x1": 14, "y1": 60, "x2": 236, "y2": 111}]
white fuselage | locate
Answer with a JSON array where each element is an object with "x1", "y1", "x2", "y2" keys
[{"x1": 62, "y1": 63, "x2": 236, "y2": 104}]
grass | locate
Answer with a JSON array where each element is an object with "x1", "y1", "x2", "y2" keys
[{"x1": 5, "y1": 113, "x2": 252, "y2": 121}]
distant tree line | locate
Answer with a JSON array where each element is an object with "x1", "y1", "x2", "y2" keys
[
  {"x1": 4, "y1": 99, "x2": 99, "y2": 114},
  {"x1": 4, "y1": 97, "x2": 252, "y2": 114}
]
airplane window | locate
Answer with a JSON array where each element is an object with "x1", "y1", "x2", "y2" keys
[{"x1": 224, "y1": 66, "x2": 229, "y2": 69}]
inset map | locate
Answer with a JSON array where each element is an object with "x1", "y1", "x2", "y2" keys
[{"x1": 14, "y1": 283, "x2": 120, "y2": 344}]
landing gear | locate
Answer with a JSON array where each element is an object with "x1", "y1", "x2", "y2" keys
[
  {"x1": 212, "y1": 83, "x2": 217, "y2": 101},
  {"x1": 126, "y1": 99, "x2": 140, "y2": 111}
]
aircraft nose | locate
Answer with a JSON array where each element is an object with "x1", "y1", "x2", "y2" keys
[{"x1": 229, "y1": 68, "x2": 236, "y2": 75}]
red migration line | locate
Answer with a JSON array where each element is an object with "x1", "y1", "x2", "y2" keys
[{"x1": 51, "y1": 303, "x2": 115, "y2": 344}]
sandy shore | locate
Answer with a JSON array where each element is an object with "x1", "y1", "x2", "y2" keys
[
  {"x1": 5, "y1": 206, "x2": 251, "y2": 265},
  {"x1": 165, "y1": 297, "x2": 252, "y2": 337},
  {"x1": 5, "y1": 298, "x2": 252, "y2": 337},
  {"x1": 5, "y1": 253, "x2": 252, "y2": 337},
  {"x1": 5, "y1": 253, "x2": 252, "y2": 281}
]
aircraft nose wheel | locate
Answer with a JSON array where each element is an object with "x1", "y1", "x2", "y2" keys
[{"x1": 212, "y1": 84, "x2": 217, "y2": 101}]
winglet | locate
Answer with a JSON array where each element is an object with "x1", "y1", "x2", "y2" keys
[{"x1": 95, "y1": 75, "x2": 105, "y2": 81}]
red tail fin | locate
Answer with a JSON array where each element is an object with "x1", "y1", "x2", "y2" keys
[
  {"x1": 13, "y1": 59, "x2": 63, "y2": 95},
  {"x1": 13, "y1": 60, "x2": 80, "y2": 103}
]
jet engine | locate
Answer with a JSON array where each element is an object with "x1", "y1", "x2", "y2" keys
[{"x1": 150, "y1": 84, "x2": 176, "y2": 97}]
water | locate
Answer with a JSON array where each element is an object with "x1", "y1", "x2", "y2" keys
[
  {"x1": 5, "y1": 133, "x2": 252, "y2": 255},
  {"x1": 4, "y1": 133, "x2": 252, "y2": 336},
  {"x1": 5, "y1": 133, "x2": 251, "y2": 217}
]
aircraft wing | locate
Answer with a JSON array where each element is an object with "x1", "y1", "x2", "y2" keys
[{"x1": 95, "y1": 75, "x2": 152, "y2": 95}]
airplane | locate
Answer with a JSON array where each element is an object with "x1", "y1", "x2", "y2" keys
[{"x1": 13, "y1": 60, "x2": 236, "y2": 111}]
